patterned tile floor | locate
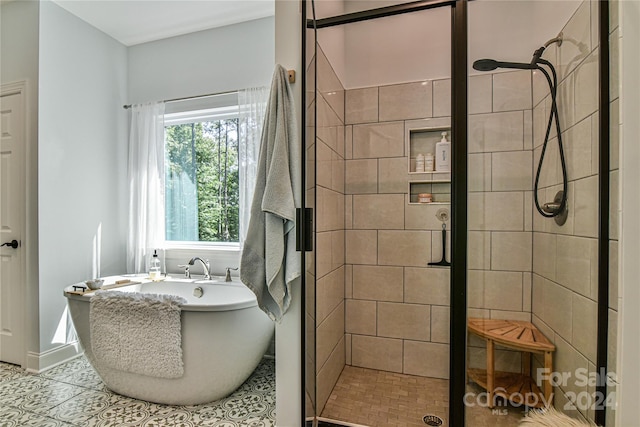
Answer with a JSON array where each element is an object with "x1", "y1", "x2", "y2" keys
[
  {"x1": 321, "y1": 365, "x2": 525, "y2": 427},
  {"x1": 0, "y1": 356, "x2": 275, "y2": 426}
]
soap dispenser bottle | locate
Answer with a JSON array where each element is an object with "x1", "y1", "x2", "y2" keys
[
  {"x1": 149, "y1": 250, "x2": 161, "y2": 280},
  {"x1": 435, "y1": 131, "x2": 451, "y2": 172}
]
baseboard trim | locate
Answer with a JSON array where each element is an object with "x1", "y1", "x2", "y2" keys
[{"x1": 25, "y1": 342, "x2": 83, "y2": 373}]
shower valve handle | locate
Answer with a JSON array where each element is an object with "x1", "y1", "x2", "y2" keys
[{"x1": 542, "y1": 202, "x2": 561, "y2": 214}]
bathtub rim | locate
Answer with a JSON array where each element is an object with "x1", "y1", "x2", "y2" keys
[{"x1": 63, "y1": 275, "x2": 262, "y2": 312}]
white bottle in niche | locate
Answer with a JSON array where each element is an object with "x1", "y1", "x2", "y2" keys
[
  {"x1": 415, "y1": 153, "x2": 425, "y2": 172},
  {"x1": 435, "y1": 131, "x2": 451, "y2": 172},
  {"x1": 425, "y1": 153, "x2": 434, "y2": 172}
]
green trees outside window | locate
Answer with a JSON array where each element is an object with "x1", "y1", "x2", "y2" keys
[{"x1": 165, "y1": 118, "x2": 240, "y2": 242}]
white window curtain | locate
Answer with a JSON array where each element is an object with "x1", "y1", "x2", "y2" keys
[
  {"x1": 238, "y1": 87, "x2": 269, "y2": 248},
  {"x1": 126, "y1": 102, "x2": 166, "y2": 273}
]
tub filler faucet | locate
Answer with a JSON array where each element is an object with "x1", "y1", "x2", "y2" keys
[
  {"x1": 179, "y1": 257, "x2": 211, "y2": 280},
  {"x1": 190, "y1": 257, "x2": 211, "y2": 280}
]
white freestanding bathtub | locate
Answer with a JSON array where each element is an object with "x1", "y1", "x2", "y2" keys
[{"x1": 64, "y1": 276, "x2": 274, "y2": 405}]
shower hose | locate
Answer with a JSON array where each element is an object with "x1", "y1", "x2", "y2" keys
[{"x1": 533, "y1": 59, "x2": 568, "y2": 218}]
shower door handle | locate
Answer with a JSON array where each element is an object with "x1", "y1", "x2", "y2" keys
[{"x1": 296, "y1": 208, "x2": 313, "y2": 252}]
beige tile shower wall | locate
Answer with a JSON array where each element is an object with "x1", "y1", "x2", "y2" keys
[
  {"x1": 465, "y1": 68, "x2": 534, "y2": 374},
  {"x1": 344, "y1": 69, "x2": 533, "y2": 379},
  {"x1": 315, "y1": 46, "x2": 346, "y2": 415},
  {"x1": 344, "y1": 81, "x2": 451, "y2": 379},
  {"x1": 530, "y1": 1, "x2": 614, "y2": 423}
]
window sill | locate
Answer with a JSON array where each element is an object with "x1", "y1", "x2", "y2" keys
[
  {"x1": 163, "y1": 242, "x2": 240, "y2": 253},
  {"x1": 163, "y1": 244, "x2": 241, "y2": 277}
]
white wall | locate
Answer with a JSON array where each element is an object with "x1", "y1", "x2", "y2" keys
[
  {"x1": 345, "y1": 6, "x2": 451, "y2": 88},
  {"x1": 2, "y1": 1, "x2": 275, "y2": 370},
  {"x1": 128, "y1": 16, "x2": 275, "y2": 105},
  {"x1": 0, "y1": 0, "x2": 41, "y2": 360},
  {"x1": 127, "y1": 16, "x2": 275, "y2": 277},
  {"x1": 38, "y1": 1, "x2": 128, "y2": 355},
  {"x1": 318, "y1": 0, "x2": 580, "y2": 89},
  {"x1": 618, "y1": 1, "x2": 640, "y2": 424}
]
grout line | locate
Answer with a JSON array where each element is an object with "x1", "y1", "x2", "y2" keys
[
  {"x1": 375, "y1": 301, "x2": 378, "y2": 337},
  {"x1": 402, "y1": 267, "x2": 406, "y2": 304},
  {"x1": 490, "y1": 72, "x2": 494, "y2": 113},
  {"x1": 375, "y1": 230, "x2": 379, "y2": 266},
  {"x1": 376, "y1": 86, "x2": 380, "y2": 123}
]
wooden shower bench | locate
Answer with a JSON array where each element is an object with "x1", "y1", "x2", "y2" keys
[{"x1": 467, "y1": 318, "x2": 555, "y2": 409}]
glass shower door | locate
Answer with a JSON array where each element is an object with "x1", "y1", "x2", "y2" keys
[
  {"x1": 304, "y1": 2, "x2": 456, "y2": 425},
  {"x1": 304, "y1": 0, "x2": 317, "y2": 421},
  {"x1": 465, "y1": 1, "x2": 602, "y2": 425}
]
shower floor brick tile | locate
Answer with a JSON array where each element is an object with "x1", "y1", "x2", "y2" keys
[
  {"x1": 321, "y1": 365, "x2": 525, "y2": 427},
  {"x1": 0, "y1": 355, "x2": 275, "y2": 427}
]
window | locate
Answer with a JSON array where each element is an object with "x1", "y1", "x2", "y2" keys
[{"x1": 164, "y1": 101, "x2": 240, "y2": 244}]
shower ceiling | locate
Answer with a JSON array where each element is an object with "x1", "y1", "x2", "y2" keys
[
  {"x1": 315, "y1": 0, "x2": 582, "y2": 88},
  {"x1": 52, "y1": 0, "x2": 275, "y2": 46}
]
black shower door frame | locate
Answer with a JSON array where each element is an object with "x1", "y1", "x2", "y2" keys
[
  {"x1": 300, "y1": 1, "x2": 468, "y2": 424},
  {"x1": 299, "y1": 0, "x2": 610, "y2": 425}
]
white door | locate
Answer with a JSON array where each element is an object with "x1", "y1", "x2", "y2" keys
[{"x1": 0, "y1": 85, "x2": 25, "y2": 366}]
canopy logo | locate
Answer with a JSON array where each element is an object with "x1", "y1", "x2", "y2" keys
[{"x1": 464, "y1": 368, "x2": 617, "y2": 412}]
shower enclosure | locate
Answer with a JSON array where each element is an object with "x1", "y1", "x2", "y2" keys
[{"x1": 301, "y1": 1, "x2": 616, "y2": 426}]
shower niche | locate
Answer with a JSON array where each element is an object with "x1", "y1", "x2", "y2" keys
[
  {"x1": 407, "y1": 180, "x2": 451, "y2": 204},
  {"x1": 406, "y1": 120, "x2": 451, "y2": 204}
]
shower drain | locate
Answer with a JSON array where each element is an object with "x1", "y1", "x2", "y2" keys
[{"x1": 422, "y1": 415, "x2": 444, "y2": 426}]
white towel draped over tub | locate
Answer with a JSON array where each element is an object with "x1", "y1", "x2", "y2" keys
[
  {"x1": 90, "y1": 291, "x2": 187, "y2": 379},
  {"x1": 240, "y1": 64, "x2": 301, "y2": 322}
]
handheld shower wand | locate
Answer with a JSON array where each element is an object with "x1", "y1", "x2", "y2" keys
[{"x1": 472, "y1": 34, "x2": 568, "y2": 225}]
